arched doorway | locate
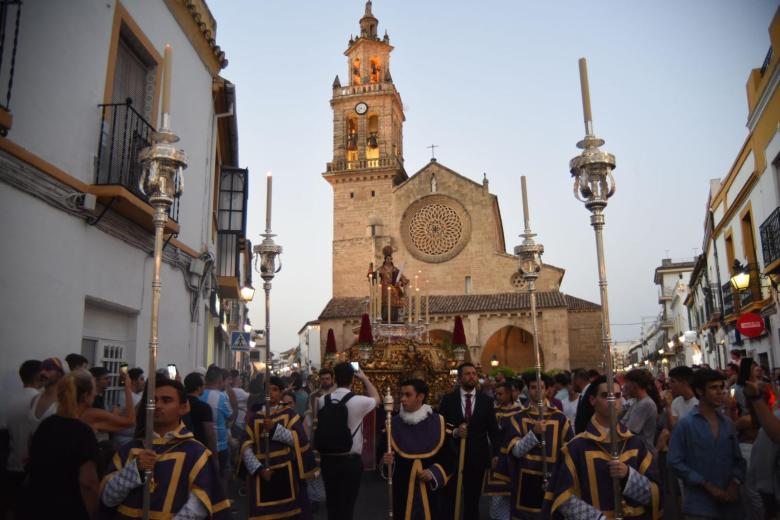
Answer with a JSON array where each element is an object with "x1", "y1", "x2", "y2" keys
[
  {"x1": 428, "y1": 329, "x2": 453, "y2": 349},
  {"x1": 481, "y1": 326, "x2": 540, "y2": 372}
]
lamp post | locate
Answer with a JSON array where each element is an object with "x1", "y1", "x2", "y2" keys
[
  {"x1": 490, "y1": 355, "x2": 499, "y2": 368},
  {"x1": 514, "y1": 175, "x2": 547, "y2": 487},
  {"x1": 569, "y1": 58, "x2": 622, "y2": 519},
  {"x1": 253, "y1": 172, "x2": 282, "y2": 470}
]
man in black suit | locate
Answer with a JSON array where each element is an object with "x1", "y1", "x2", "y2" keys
[
  {"x1": 438, "y1": 362, "x2": 499, "y2": 519},
  {"x1": 572, "y1": 368, "x2": 596, "y2": 434}
]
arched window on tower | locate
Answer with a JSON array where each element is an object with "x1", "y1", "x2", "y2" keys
[
  {"x1": 352, "y1": 58, "x2": 361, "y2": 85},
  {"x1": 366, "y1": 114, "x2": 379, "y2": 163},
  {"x1": 346, "y1": 117, "x2": 358, "y2": 164},
  {"x1": 369, "y1": 57, "x2": 382, "y2": 83}
]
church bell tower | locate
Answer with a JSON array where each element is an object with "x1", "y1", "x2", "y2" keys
[{"x1": 324, "y1": 1, "x2": 406, "y2": 298}]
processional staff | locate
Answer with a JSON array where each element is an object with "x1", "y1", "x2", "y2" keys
[
  {"x1": 569, "y1": 57, "x2": 621, "y2": 519},
  {"x1": 384, "y1": 387, "x2": 394, "y2": 519}
]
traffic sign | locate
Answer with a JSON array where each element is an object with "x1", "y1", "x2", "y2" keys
[
  {"x1": 736, "y1": 312, "x2": 765, "y2": 338},
  {"x1": 231, "y1": 331, "x2": 251, "y2": 352}
]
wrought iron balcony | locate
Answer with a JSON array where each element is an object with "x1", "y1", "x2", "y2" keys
[
  {"x1": 95, "y1": 100, "x2": 179, "y2": 221},
  {"x1": 0, "y1": 1, "x2": 21, "y2": 135},
  {"x1": 760, "y1": 207, "x2": 780, "y2": 269},
  {"x1": 721, "y1": 281, "x2": 735, "y2": 316}
]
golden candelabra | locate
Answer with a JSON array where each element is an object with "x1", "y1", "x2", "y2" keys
[
  {"x1": 137, "y1": 45, "x2": 187, "y2": 520},
  {"x1": 569, "y1": 57, "x2": 621, "y2": 519}
]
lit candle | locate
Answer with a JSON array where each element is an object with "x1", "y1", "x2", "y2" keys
[
  {"x1": 416, "y1": 287, "x2": 420, "y2": 322},
  {"x1": 426, "y1": 291, "x2": 430, "y2": 324},
  {"x1": 387, "y1": 286, "x2": 391, "y2": 324},
  {"x1": 265, "y1": 171, "x2": 272, "y2": 232},
  {"x1": 162, "y1": 44, "x2": 172, "y2": 125}
]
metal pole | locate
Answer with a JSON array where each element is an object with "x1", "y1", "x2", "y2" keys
[
  {"x1": 263, "y1": 283, "x2": 271, "y2": 466},
  {"x1": 142, "y1": 204, "x2": 167, "y2": 518},
  {"x1": 384, "y1": 387, "x2": 394, "y2": 519},
  {"x1": 528, "y1": 279, "x2": 547, "y2": 487}
]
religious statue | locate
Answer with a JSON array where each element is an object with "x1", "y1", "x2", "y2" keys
[
  {"x1": 372, "y1": 245, "x2": 409, "y2": 323},
  {"x1": 347, "y1": 127, "x2": 358, "y2": 151},
  {"x1": 367, "y1": 131, "x2": 378, "y2": 149}
]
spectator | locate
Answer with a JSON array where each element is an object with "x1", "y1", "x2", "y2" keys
[
  {"x1": 246, "y1": 372, "x2": 265, "y2": 414},
  {"x1": 182, "y1": 372, "x2": 216, "y2": 453},
  {"x1": 282, "y1": 390, "x2": 297, "y2": 407},
  {"x1": 571, "y1": 368, "x2": 592, "y2": 434},
  {"x1": 667, "y1": 366, "x2": 698, "y2": 430},
  {"x1": 222, "y1": 368, "x2": 238, "y2": 430},
  {"x1": 0, "y1": 360, "x2": 41, "y2": 518},
  {"x1": 89, "y1": 366, "x2": 110, "y2": 410},
  {"x1": 65, "y1": 353, "x2": 89, "y2": 372},
  {"x1": 229, "y1": 369, "x2": 249, "y2": 438},
  {"x1": 553, "y1": 371, "x2": 570, "y2": 403},
  {"x1": 28, "y1": 369, "x2": 100, "y2": 519},
  {"x1": 542, "y1": 373, "x2": 564, "y2": 411},
  {"x1": 556, "y1": 371, "x2": 579, "y2": 425},
  {"x1": 200, "y1": 365, "x2": 233, "y2": 482},
  {"x1": 726, "y1": 362, "x2": 740, "y2": 388},
  {"x1": 30, "y1": 357, "x2": 66, "y2": 433},
  {"x1": 113, "y1": 368, "x2": 144, "y2": 448},
  {"x1": 669, "y1": 369, "x2": 745, "y2": 519},
  {"x1": 317, "y1": 361, "x2": 380, "y2": 520},
  {"x1": 290, "y1": 373, "x2": 309, "y2": 419},
  {"x1": 620, "y1": 368, "x2": 659, "y2": 454},
  {"x1": 307, "y1": 368, "x2": 334, "y2": 439}
]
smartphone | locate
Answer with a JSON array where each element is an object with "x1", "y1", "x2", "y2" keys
[
  {"x1": 350, "y1": 361, "x2": 360, "y2": 372},
  {"x1": 119, "y1": 363, "x2": 128, "y2": 376},
  {"x1": 167, "y1": 363, "x2": 177, "y2": 380},
  {"x1": 729, "y1": 387, "x2": 736, "y2": 398}
]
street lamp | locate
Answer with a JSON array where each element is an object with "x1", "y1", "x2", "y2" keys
[
  {"x1": 490, "y1": 355, "x2": 499, "y2": 368},
  {"x1": 240, "y1": 284, "x2": 256, "y2": 302},
  {"x1": 569, "y1": 58, "x2": 622, "y2": 519},
  {"x1": 730, "y1": 260, "x2": 751, "y2": 291}
]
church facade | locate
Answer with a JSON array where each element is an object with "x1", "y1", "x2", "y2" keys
[{"x1": 316, "y1": 2, "x2": 603, "y2": 371}]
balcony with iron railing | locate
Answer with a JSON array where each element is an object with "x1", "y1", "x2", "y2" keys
[
  {"x1": 0, "y1": 1, "x2": 22, "y2": 135},
  {"x1": 760, "y1": 207, "x2": 780, "y2": 272},
  {"x1": 93, "y1": 100, "x2": 180, "y2": 232}
]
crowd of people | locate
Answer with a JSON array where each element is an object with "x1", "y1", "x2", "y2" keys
[{"x1": 2, "y1": 352, "x2": 780, "y2": 519}]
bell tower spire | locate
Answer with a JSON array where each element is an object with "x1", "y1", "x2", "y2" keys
[{"x1": 360, "y1": 1, "x2": 378, "y2": 39}]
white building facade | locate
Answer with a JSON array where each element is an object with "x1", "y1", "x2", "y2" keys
[{"x1": 0, "y1": 1, "x2": 251, "y2": 397}]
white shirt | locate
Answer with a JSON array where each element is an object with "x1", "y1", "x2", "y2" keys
[
  {"x1": 317, "y1": 387, "x2": 377, "y2": 455},
  {"x1": 4, "y1": 387, "x2": 40, "y2": 472},
  {"x1": 460, "y1": 387, "x2": 477, "y2": 417},
  {"x1": 562, "y1": 394, "x2": 579, "y2": 425},
  {"x1": 671, "y1": 395, "x2": 698, "y2": 420},
  {"x1": 233, "y1": 387, "x2": 249, "y2": 428}
]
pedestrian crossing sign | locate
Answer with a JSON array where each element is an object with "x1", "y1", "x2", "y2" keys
[{"x1": 230, "y1": 331, "x2": 251, "y2": 352}]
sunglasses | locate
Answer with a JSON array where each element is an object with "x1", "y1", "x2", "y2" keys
[{"x1": 597, "y1": 392, "x2": 621, "y2": 399}]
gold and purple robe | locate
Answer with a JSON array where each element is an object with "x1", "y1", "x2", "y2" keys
[
  {"x1": 483, "y1": 403, "x2": 523, "y2": 496},
  {"x1": 99, "y1": 423, "x2": 230, "y2": 519},
  {"x1": 545, "y1": 418, "x2": 662, "y2": 520},
  {"x1": 498, "y1": 405, "x2": 573, "y2": 519},
  {"x1": 385, "y1": 411, "x2": 452, "y2": 520},
  {"x1": 241, "y1": 404, "x2": 317, "y2": 520}
]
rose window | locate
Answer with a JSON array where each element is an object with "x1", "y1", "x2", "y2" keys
[{"x1": 402, "y1": 195, "x2": 471, "y2": 263}]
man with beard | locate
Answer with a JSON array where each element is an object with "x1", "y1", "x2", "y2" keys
[
  {"x1": 499, "y1": 377, "x2": 573, "y2": 519},
  {"x1": 307, "y1": 368, "x2": 334, "y2": 439},
  {"x1": 439, "y1": 362, "x2": 500, "y2": 519},
  {"x1": 382, "y1": 379, "x2": 452, "y2": 520},
  {"x1": 29, "y1": 357, "x2": 65, "y2": 434}
]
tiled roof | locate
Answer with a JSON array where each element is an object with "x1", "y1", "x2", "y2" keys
[{"x1": 318, "y1": 292, "x2": 600, "y2": 320}]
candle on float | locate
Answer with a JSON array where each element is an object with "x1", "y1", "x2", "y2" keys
[
  {"x1": 387, "y1": 286, "x2": 392, "y2": 324},
  {"x1": 416, "y1": 288, "x2": 421, "y2": 322},
  {"x1": 162, "y1": 45, "x2": 172, "y2": 117},
  {"x1": 265, "y1": 171, "x2": 272, "y2": 231},
  {"x1": 426, "y1": 292, "x2": 430, "y2": 324}
]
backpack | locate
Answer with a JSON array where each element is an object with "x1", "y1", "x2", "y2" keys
[{"x1": 315, "y1": 392, "x2": 358, "y2": 454}]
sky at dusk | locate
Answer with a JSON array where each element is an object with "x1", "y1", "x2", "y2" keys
[{"x1": 207, "y1": 0, "x2": 779, "y2": 353}]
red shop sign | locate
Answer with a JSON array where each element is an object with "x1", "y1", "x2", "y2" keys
[{"x1": 737, "y1": 312, "x2": 766, "y2": 338}]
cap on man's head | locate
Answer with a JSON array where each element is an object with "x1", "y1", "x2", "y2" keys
[{"x1": 41, "y1": 357, "x2": 65, "y2": 374}]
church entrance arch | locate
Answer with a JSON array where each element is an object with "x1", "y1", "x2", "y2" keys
[
  {"x1": 428, "y1": 329, "x2": 453, "y2": 349},
  {"x1": 481, "y1": 326, "x2": 540, "y2": 372}
]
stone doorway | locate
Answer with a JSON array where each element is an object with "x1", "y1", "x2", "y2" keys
[{"x1": 481, "y1": 325, "x2": 540, "y2": 372}]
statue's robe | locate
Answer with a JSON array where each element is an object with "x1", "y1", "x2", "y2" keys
[
  {"x1": 544, "y1": 417, "x2": 662, "y2": 520},
  {"x1": 240, "y1": 404, "x2": 317, "y2": 520},
  {"x1": 99, "y1": 423, "x2": 230, "y2": 519},
  {"x1": 497, "y1": 404, "x2": 573, "y2": 519},
  {"x1": 383, "y1": 408, "x2": 452, "y2": 520}
]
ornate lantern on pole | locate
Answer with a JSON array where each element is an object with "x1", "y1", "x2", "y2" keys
[
  {"x1": 253, "y1": 171, "x2": 282, "y2": 475},
  {"x1": 137, "y1": 45, "x2": 186, "y2": 520},
  {"x1": 452, "y1": 315, "x2": 466, "y2": 362},
  {"x1": 514, "y1": 175, "x2": 548, "y2": 487},
  {"x1": 569, "y1": 58, "x2": 621, "y2": 519},
  {"x1": 358, "y1": 313, "x2": 374, "y2": 362}
]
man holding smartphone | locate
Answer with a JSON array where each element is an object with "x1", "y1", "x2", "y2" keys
[{"x1": 316, "y1": 362, "x2": 380, "y2": 520}]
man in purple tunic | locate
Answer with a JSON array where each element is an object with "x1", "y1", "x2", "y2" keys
[
  {"x1": 545, "y1": 376, "x2": 662, "y2": 520},
  {"x1": 240, "y1": 376, "x2": 317, "y2": 519},
  {"x1": 382, "y1": 379, "x2": 452, "y2": 520},
  {"x1": 100, "y1": 377, "x2": 230, "y2": 519}
]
